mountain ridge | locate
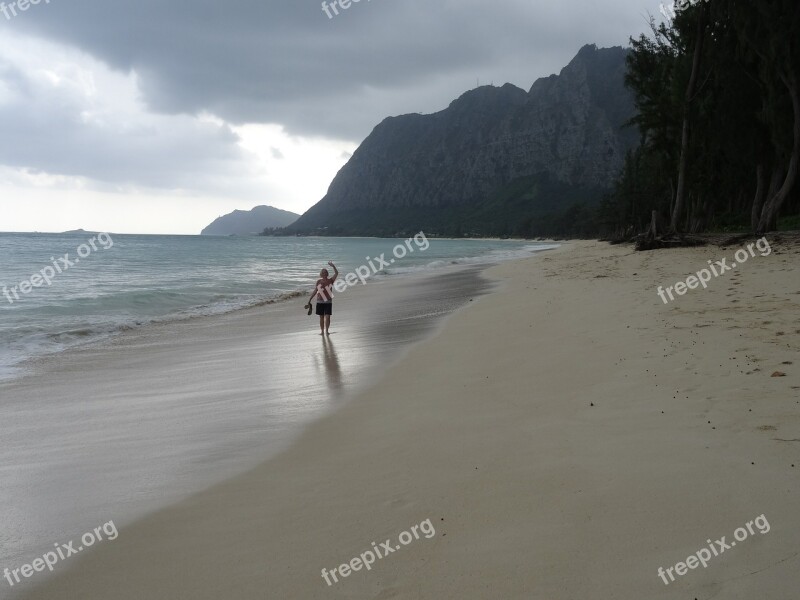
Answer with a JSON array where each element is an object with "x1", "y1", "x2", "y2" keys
[{"x1": 287, "y1": 44, "x2": 638, "y2": 237}]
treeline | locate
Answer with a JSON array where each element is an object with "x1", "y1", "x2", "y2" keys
[{"x1": 599, "y1": 0, "x2": 799, "y2": 239}]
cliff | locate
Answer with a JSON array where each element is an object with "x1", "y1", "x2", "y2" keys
[{"x1": 289, "y1": 45, "x2": 638, "y2": 237}]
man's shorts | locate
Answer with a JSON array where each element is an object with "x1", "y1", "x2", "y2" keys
[{"x1": 316, "y1": 302, "x2": 333, "y2": 316}]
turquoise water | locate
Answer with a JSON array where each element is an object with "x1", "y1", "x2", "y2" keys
[{"x1": 0, "y1": 233, "x2": 555, "y2": 380}]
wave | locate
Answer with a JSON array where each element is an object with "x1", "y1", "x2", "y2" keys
[
  {"x1": 374, "y1": 243, "x2": 558, "y2": 276},
  {"x1": 0, "y1": 242, "x2": 557, "y2": 382},
  {"x1": 0, "y1": 287, "x2": 310, "y2": 383}
]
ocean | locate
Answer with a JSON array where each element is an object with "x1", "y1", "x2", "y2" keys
[{"x1": 0, "y1": 232, "x2": 556, "y2": 382}]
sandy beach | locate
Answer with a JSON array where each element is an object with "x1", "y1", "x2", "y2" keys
[
  {"x1": 0, "y1": 259, "x2": 496, "y2": 571},
  {"x1": 13, "y1": 239, "x2": 800, "y2": 599}
]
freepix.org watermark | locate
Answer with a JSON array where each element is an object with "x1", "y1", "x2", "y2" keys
[
  {"x1": 4, "y1": 520, "x2": 118, "y2": 588},
  {"x1": 321, "y1": 0, "x2": 373, "y2": 20},
  {"x1": 659, "y1": 0, "x2": 708, "y2": 20},
  {"x1": 321, "y1": 518, "x2": 436, "y2": 586},
  {"x1": 657, "y1": 514, "x2": 770, "y2": 585},
  {"x1": 328, "y1": 231, "x2": 430, "y2": 296},
  {"x1": 656, "y1": 237, "x2": 771, "y2": 305},
  {"x1": 1, "y1": 0, "x2": 50, "y2": 21},
  {"x1": 2, "y1": 232, "x2": 114, "y2": 305}
]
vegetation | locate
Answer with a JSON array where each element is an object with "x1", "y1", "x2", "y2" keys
[
  {"x1": 600, "y1": 0, "x2": 800, "y2": 239},
  {"x1": 266, "y1": 173, "x2": 604, "y2": 239}
]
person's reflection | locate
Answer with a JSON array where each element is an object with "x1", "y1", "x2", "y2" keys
[{"x1": 321, "y1": 335, "x2": 342, "y2": 393}]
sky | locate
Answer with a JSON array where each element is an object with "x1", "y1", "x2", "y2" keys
[{"x1": 0, "y1": 0, "x2": 661, "y2": 235}]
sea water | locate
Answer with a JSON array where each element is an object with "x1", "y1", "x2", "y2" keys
[{"x1": 0, "y1": 233, "x2": 556, "y2": 381}]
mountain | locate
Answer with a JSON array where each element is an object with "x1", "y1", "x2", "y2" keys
[
  {"x1": 201, "y1": 205, "x2": 299, "y2": 235},
  {"x1": 288, "y1": 45, "x2": 638, "y2": 237}
]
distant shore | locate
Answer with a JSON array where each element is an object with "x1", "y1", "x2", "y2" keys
[{"x1": 16, "y1": 240, "x2": 800, "y2": 599}]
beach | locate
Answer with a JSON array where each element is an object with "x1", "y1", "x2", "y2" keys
[
  {"x1": 11, "y1": 239, "x2": 800, "y2": 599},
  {"x1": 0, "y1": 248, "x2": 503, "y2": 571}
]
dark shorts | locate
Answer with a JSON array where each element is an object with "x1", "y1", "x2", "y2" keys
[{"x1": 316, "y1": 302, "x2": 332, "y2": 316}]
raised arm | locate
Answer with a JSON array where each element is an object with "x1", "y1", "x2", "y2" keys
[{"x1": 328, "y1": 261, "x2": 339, "y2": 282}]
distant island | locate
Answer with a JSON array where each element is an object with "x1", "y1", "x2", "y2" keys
[{"x1": 201, "y1": 205, "x2": 299, "y2": 236}]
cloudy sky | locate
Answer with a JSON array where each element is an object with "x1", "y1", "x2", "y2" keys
[{"x1": 0, "y1": 0, "x2": 659, "y2": 234}]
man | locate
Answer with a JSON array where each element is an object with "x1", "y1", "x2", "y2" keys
[{"x1": 306, "y1": 261, "x2": 338, "y2": 335}]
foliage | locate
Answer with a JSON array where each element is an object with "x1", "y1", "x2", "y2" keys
[{"x1": 601, "y1": 0, "x2": 799, "y2": 237}]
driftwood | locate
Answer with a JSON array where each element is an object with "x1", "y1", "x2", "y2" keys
[
  {"x1": 609, "y1": 226, "x2": 798, "y2": 252},
  {"x1": 634, "y1": 233, "x2": 708, "y2": 251},
  {"x1": 633, "y1": 211, "x2": 708, "y2": 250}
]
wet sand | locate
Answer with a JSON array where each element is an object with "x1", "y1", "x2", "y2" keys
[{"x1": 0, "y1": 264, "x2": 495, "y2": 576}]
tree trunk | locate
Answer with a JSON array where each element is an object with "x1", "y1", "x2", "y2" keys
[
  {"x1": 750, "y1": 164, "x2": 765, "y2": 231},
  {"x1": 668, "y1": 177, "x2": 675, "y2": 219},
  {"x1": 649, "y1": 210, "x2": 659, "y2": 239},
  {"x1": 768, "y1": 165, "x2": 783, "y2": 199},
  {"x1": 758, "y1": 66, "x2": 800, "y2": 233},
  {"x1": 671, "y1": 9, "x2": 706, "y2": 233}
]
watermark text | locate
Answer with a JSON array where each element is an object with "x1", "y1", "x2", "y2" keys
[
  {"x1": 656, "y1": 237, "x2": 771, "y2": 304},
  {"x1": 4, "y1": 520, "x2": 118, "y2": 587},
  {"x1": 657, "y1": 514, "x2": 770, "y2": 585},
  {"x1": 3, "y1": 232, "x2": 114, "y2": 305},
  {"x1": 321, "y1": 0, "x2": 373, "y2": 20},
  {"x1": 1, "y1": 0, "x2": 51, "y2": 21},
  {"x1": 321, "y1": 517, "x2": 436, "y2": 586}
]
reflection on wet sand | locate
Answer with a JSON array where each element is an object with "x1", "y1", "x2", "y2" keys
[{"x1": 321, "y1": 336, "x2": 342, "y2": 392}]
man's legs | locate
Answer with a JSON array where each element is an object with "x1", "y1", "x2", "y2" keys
[
  {"x1": 319, "y1": 314, "x2": 325, "y2": 334},
  {"x1": 325, "y1": 314, "x2": 331, "y2": 335}
]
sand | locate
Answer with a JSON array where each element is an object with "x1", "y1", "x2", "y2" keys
[
  {"x1": 0, "y1": 265, "x2": 492, "y2": 571},
  {"x1": 15, "y1": 239, "x2": 800, "y2": 599}
]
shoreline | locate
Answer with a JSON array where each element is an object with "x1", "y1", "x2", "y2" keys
[
  {"x1": 0, "y1": 235, "x2": 555, "y2": 384},
  {"x1": 13, "y1": 240, "x2": 800, "y2": 599},
  {"x1": 0, "y1": 257, "x2": 512, "y2": 579}
]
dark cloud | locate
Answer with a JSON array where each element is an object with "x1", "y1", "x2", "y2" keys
[
  {"x1": 0, "y1": 57, "x2": 254, "y2": 193},
  {"x1": 9, "y1": 0, "x2": 653, "y2": 140}
]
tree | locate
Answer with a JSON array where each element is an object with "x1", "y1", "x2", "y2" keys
[
  {"x1": 613, "y1": 0, "x2": 799, "y2": 239},
  {"x1": 671, "y1": 4, "x2": 707, "y2": 233}
]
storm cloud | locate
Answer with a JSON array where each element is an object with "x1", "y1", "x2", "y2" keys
[{"x1": 8, "y1": 0, "x2": 653, "y2": 139}]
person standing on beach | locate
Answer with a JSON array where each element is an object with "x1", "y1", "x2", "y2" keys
[{"x1": 307, "y1": 261, "x2": 338, "y2": 335}]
